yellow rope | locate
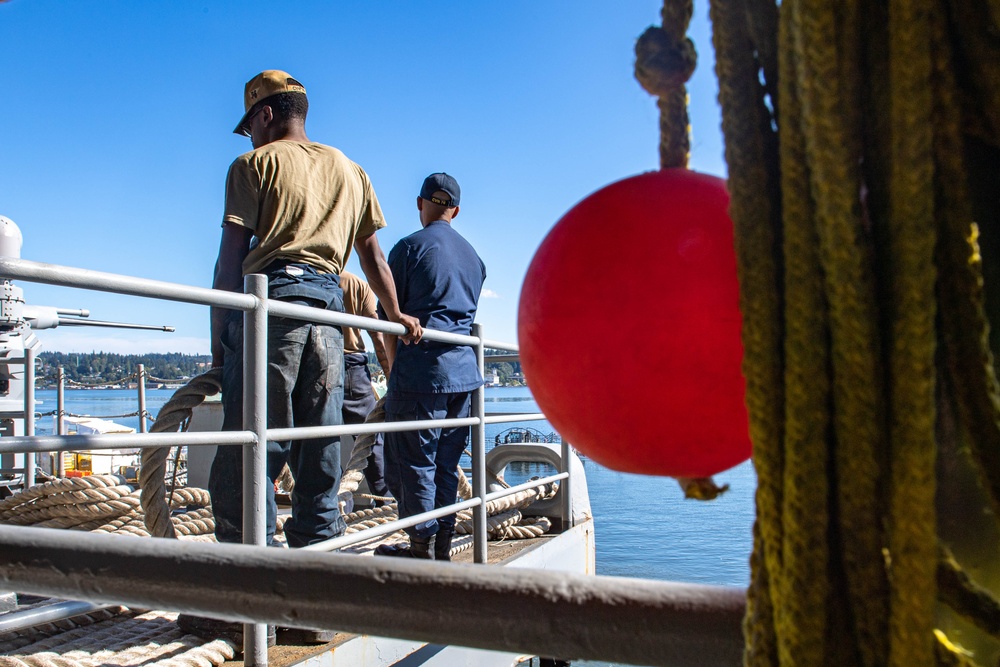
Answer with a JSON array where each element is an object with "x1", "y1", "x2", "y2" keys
[
  {"x1": 885, "y1": 0, "x2": 939, "y2": 662},
  {"x1": 707, "y1": 0, "x2": 785, "y2": 661},
  {"x1": 700, "y1": 0, "x2": 1000, "y2": 661},
  {"x1": 794, "y1": 0, "x2": 893, "y2": 661},
  {"x1": 773, "y1": 0, "x2": 831, "y2": 661}
]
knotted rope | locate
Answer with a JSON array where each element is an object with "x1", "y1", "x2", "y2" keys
[{"x1": 634, "y1": 0, "x2": 696, "y2": 169}]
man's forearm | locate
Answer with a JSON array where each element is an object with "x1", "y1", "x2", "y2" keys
[
  {"x1": 383, "y1": 333, "x2": 398, "y2": 371},
  {"x1": 210, "y1": 224, "x2": 253, "y2": 368},
  {"x1": 210, "y1": 306, "x2": 228, "y2": 368},
  {"x1": 371, "y1": 332, "x2": 392, "y2": 377}
]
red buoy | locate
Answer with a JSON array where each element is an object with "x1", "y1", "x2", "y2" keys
[{"x1": 517, "y1": 170, "x2": 750, "y2": 477}]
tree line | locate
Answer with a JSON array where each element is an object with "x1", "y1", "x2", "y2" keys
[
  {"x1": 39, "y1": 351, "x2": 522, "y2": 385},
  {"x1": 38, "y1": 352, "x2": 212, "y2": 383}
]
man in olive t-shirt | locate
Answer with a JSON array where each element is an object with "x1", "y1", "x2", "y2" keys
[{"x1": 207, "y1": 70, "x2": 422, "y2": 550}]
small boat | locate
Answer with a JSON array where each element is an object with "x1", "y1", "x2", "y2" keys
[{"x1": 494, "y1": 426, "x2": 561, "y2": 446}]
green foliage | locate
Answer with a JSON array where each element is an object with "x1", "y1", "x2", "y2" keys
[
  {"x1": 485, "y1": 352, "x2": 522, "y2": 386},
  {"x1": 38, "y1": 352, "x2": 212, "y2": 383}
]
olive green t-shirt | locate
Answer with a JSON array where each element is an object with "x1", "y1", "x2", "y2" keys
[
  {"x1": 223, "y1": 141, "x2": 386, "y2": 275},
  {"x1": 340, "y1": 270, "x2": 377, "y2": 354}
]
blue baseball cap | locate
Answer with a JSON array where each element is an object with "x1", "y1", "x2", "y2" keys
[{"x1": 419, "y1": 173, "x2": 460, "y2": 207}]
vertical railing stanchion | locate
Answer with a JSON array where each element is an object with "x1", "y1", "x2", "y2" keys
[
  {"x1": 137, "y1": 364, "x2": 148, "y2": 434},
  {"x1": 23, "y1": 347, "x2": 35, "y2": 488},
  {"x1": 243, "y1": 274, "x2": 269, "y2": 666},
  {"x1": 471, "y1": 323, "x2": 488, "y2": 564},
  {"x1": 56, "y1": 366, "x2": 66, "y2": 477},
  {"x1": 560, "y1": 439, "x2": 573, "y2": 531}
]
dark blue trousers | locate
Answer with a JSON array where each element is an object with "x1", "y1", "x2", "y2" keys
[
  {"x1": 342, "y1": 352, "x2": 388, "y2": 499},
  {"x1": 210, "y1": 309, "x2": 346, "y2": 548},
  {"x1": 383, "y1": 391, "x2": 471, "y2": 539}
]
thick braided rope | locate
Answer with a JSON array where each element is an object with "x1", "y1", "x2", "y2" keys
[
  {"x1": 772, "y1": 2, "x2": 832, "y2": 662},
  {"x1": 25, "y1": 485, "x2": 133, "y2": 510},
  {"x1": 168, "y1": 488, "x2": 211, "y2": 509},
  {"x1": 0, "y1": 612, "x2": 235, "y2": 667},
  {"x1": 343, "y1": 503, "x2": 398, "y2": 525},
  {"x1": 139, "y1": 368, "x2": 223, "y2": 539},
  {"x1": 708, "y1": 1, "x2": 785, "y2": 664},
  {"x1": 496, "y1": 516, "x2": 551, "y2": 540},
  {"x1": 0, "y1": 491, "x2": 214, "y2": 538},
  {"x1": 456, "y1": 513, "x2": 552, "y2": 540},
  {"x1": 455, "y1": 509, "x2": 523, "y2": 536},
  {"x1": 0, "y1": 476, "x2": 119, "y2": 516},
  {"x1": 634, "y1": 0, "x2": 696, "y2": 169},
  {"x1": 345, "y1": 503, "x2": 400, "y2": 534},
  {"x1": 2, "y1": 493, "x2": 141, "y2": 526},
  {"x1": 447, "y1": 534, "x2": 475, "y2": 558},
  {"x1": 794, "y1": 0, "x2": 892, "y2": 663},
  {"x1": 0, "y1": 608, "x2": 128, "y2": 655},
  {"x1": 886, "y1": 0, "x2": 939, "y2": 662},
  {"x1": 457, "y1": 467, "x2": 473, "y2": 500},
  {"x1": 455, "y1": 484, "x2": 554, "y2": 521}
]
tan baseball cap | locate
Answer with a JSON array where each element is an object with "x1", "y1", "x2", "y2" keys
[{"x1": 233, "y1": 70, "x2": 307, "y2": 135}]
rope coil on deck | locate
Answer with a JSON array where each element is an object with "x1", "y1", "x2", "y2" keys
[{"x1": 0, "y1": 611, "x2": 236, "y2": 667}]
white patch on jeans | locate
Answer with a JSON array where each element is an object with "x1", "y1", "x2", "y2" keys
[{"x1": 284, "y1": 265, "x2": 304, "y2": 276}]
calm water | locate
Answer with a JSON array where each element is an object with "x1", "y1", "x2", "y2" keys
[{"x1": 34, "y1": 385, "x2": 756, "y2": 667}]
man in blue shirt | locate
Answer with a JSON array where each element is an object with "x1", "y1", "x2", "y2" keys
[{"x1": 376, "y1": 173, "x2": 487, "y2": 560}]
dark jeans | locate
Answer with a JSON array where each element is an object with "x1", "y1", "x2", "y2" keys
[
  {"x1": 343, "y1": 352, "x2": 389, "y2": 499},
  {"x1": 383, "y1": 391, "x2": 471, "y2": 538},
  {"x1": 210, "y1": 308, "x2": 346, "y2": 548}
]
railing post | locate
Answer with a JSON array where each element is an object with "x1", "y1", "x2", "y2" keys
[
  {"x1": 23, "y1": 347, "x2": 35, "y2": 488},
  {"x1": 471, "y1": 323, "x2": 488, "y2": 564},
  {"x1": 137, "y1": 364, "x2": 148, "y2": 434},
  {"x1": 560, "y1": 440, "x2": 573, "y2": 530},
  {"x1": 56, "y1": 366, "x2": 66, "y2": 477},
  {"x1": 243, "y1": 274, "x2": 269, "y2": 666}
]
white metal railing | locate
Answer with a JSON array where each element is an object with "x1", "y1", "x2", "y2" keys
[
  {"x1": 0, "y1": 256, "x2": 745, "y2": 667},
  {"x1": 0, "y1": 257, "x2": 575, "y2": 660}
]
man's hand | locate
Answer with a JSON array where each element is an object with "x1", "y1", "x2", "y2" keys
[{"x1": 392, "y1": 312, "x2": 423, "y2": 344}]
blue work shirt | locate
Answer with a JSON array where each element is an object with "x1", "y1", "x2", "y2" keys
[{"x1": 383, "y1": 220, "x2": 486, "y2": 393}]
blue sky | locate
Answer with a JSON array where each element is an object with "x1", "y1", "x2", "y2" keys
[{"x1": 1, "y1": 1, "x2": 725, "y2": 355}]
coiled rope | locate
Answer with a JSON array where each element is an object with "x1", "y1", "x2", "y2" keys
[
  {"x1": 0, "y1": 611, "x2": 236, "y2": 667},
  {"x1": 138, "y1": 368, "x2": 223, "y2": 539}
]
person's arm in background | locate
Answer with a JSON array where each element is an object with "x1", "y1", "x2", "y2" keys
[
  {"x1": 369, "y1": 330, "x2": 392, "y2": 378},
  {"x1": 210, "y1": 224, "x2": 253, "y2": 367}
]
